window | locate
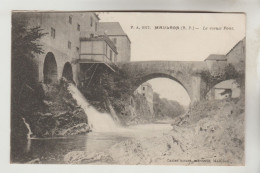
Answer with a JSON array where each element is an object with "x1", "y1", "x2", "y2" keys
[
  {"x1": 130, "y1": 98, "x2": 134, "y2": 107},
  {"x1": 109, "y1": 50, "x2": 112, "y2": 60},
  {"x1": 68, "y1": 41, "x2": 71, "y2": 49},
  {"x1": 105, "y1": 44, "x2": 108, "y2": 56},
  {"x1": 69, "y1": 16, "x2": 72, "y2": 24},
  {"x1": 113, "y1": 38, "x2": 117, "y2": 44},
  {"x1": 143, "y1": 87, "x2": 145, "y2": 90},
  {"x1": 95, "y1": 22, "x2": 98, "y2": 31},
  {"x1": 51, "y1": 27, "x2": 55, "y2": 38},
  {"x1": 143, "y1": 93, "x2": 145, "y2": 96},
  {"x1": 90, "y1": 17, "x2": 93, "y2": 27},
  {"x1": 114, "y1": 54, "x2": 117, "y2": 62},
  {"x1": 76, "y1": 47, "x2": 79, "y2": 52},
  {"x1": 77, "y1": 24, "x2": 80, "y2": 31}
]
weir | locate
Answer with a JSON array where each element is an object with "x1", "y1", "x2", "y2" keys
[{"x1": 68, "y1": 84, "x2": 119, "y2": 132}]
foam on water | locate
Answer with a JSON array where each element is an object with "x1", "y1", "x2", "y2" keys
[{"x1": 68, "y1": 84, "x2": 119, "y2": 132}]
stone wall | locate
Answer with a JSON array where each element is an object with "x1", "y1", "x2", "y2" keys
[
  {"x1": 226, "y1": 38, "x2": 245, "y2": 64},
  {"x1": 108, "y1": 35, "x2": 131, "y2": 62}
]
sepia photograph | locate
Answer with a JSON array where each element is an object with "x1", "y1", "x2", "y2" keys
[{"x1": 10, "y1": 11, "x2": 246, "y2": 165}]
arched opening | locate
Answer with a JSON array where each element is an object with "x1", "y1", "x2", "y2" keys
[
  {"x1": 206, "y1": 79, "x2": 241, "y2": 100},
  {"x1": 43, "y1": 52, "x2": 57, "y2": 84},
  {"x1": 133, "y1": 73, "x2": 191, "y2": 99},
  {"x1": 62, "y1": 62, "x2": 73, "y2": 81},
  {"x1": 130, "y1": 96, "x2": 135, "y2": 108},
  {"x1": 133, "y1": 75, "x2": 191, "y2": 120}
]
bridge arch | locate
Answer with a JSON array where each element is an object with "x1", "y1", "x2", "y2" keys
[
  {"x1": 117, "y1": 61, "x2": 209, "y2": 103},
  {"x1": 206, "y1": 79, "x2": 241, "y2": 100},
  {"x1": 62, "y1": 62, "x2": 73, "y2": 81},
  {"x1": 132, "y1": 73, "x2": 191, "y2": 101},
  {"x1": 43, "y1": 52, "x2": 57, "y2": 84}
]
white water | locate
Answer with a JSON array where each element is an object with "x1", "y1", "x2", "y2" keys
[
  {"x1": 68, "y1": 84, "x2": 119, "y2": 132},
  {"x1": 22, "y1": 117, "x2": 33, "y2": 139}
]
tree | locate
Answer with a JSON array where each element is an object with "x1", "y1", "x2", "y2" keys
[
  {"x1": 11, "y1": 13, "x2": 48, "y2": 146},
  {"x1": 82, "y1": 65, "x2": 134, "y2": 113},
  {"x1": 11, "y1": 14, "x2": 47, "y2": 106}
]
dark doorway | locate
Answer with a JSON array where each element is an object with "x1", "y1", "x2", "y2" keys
[
  {"x1": 62, "y1": 62, "x2": 73, "y2": 81},
  {"x1": 43, "y1": 52, "x2": 57, "y2": 84}
]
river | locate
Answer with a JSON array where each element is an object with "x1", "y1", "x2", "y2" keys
[
  {"x1": 11, "y1": 83, "x2": 174, "y2": 164},
  {"x1": 11, "y1": 123, "x2": 172, "y2": 164}
]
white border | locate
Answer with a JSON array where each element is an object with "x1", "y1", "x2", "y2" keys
[{"x1": 0, "y1": 0, "x2": 260, "y2": 173}]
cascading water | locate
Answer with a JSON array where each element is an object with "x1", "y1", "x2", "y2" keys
[
  {"x1": 68, "y1": 83, "x2": 119, "y2": 132},
  {"x1": 22, "y1": 117, "x2": 32, "y2": 139}
]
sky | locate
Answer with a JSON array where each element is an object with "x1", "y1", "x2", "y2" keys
[
  {"x1": 98, "y1": 12, "x2": 245, "y2": 106},
  {"x1": 98, "y1": 12, "x2": 245, "y2": 61},
  {"x1": 148, "y1": 78, "x2": 191, "y2": 106}
]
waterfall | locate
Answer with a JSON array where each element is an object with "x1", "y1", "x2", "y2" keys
[
  {"x1": 68, "y1": 83, "x2": 119, "y2": 132},
  {"x1": 22, "y1": 117, "x2": 32, "y2": 139}
]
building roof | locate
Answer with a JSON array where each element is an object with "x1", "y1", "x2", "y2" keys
[
  {"x1": 205, "y1": 54, "x2": 227, "y2": 61},
  {"x1": 98, "y1": 22, "x2": 126, "y2": 35},
  {"x1": 204, "y1": 38, "x2": 245, "y2": 62},
  {"x1": 98, "y1": 22, "x2": 131, "y2": 42}
]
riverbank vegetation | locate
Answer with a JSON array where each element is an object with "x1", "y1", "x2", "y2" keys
[
  {"x1": 13, "y1": 80, "x2": 90, "y2": 139},
  {"x1": 11, "y1": 15, "x2": 47, "y2": 141},
  {"x1": 63, "y1": 67, "x2": 245, "y2": 165},
  {"x1": 63, "y1": 94, "x2": 245, "y2": 165},
  {"x1": 153, "y1": 92, "x2": 185, "y2": 119},
  {"x1": 80, "y1": 66, "x2": 186, "y2": 125}
]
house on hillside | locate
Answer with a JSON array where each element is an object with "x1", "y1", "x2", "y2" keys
[
  {"x1": 204, "y1": 38, "x2": 245, "y2": 73},
  {"x1": 134, "y1": 82, "x2": 154, "y2": 115},
  {"x1": 204, "y1": 54, "x2": 227, "y2": 69},
  {"x1": 207, "y1": 79, "x2": 241, "y2": 100}
]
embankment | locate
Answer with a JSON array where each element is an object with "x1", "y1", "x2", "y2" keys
[
  {"x1": 63, "y1": 97, "x2": 245, "y2": 165},
  {"x1": 12, "y1": 79, "x2": 90, "y2": 139}
]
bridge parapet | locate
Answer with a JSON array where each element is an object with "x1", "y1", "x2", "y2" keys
[{"x1": 117, "y1": 61, "x2": 207, "y2": 76}]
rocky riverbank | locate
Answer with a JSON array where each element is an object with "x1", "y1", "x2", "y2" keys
[
  {"x1": 63, "y1": 97, "x2": 244, "y2": 165},
  {"x1": 14, "y1": 79, "x2": 90, "y2": 138}
]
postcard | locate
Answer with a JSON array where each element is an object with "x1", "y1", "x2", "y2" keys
[{"x1": 11, "y1": 11, "x2": 245, "y2": 165}]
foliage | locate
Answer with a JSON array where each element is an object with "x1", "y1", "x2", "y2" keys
[
  {"x1": 11, "y1": 14, "x2": 47, "y2": 142},
  {"x1": 28, "y1": 81, "x2": 89, "y2": 138},
  {"x1": 12, "y1": 15, "x2": 47, "y2": 58},
  {"x1": 82, "y1": 65, "x2": 134, "y2": 113},
  {"x1": 111, "y1": 69, "x2": 134, "y2": 98},
  {"x1": 153, "y1": 92, "x2": 185, "y2": 119},
  {"x1": 12, "y1": 14, "x2": 47, "y2": 106},
  {"x1": 200, "y1": 63, "x2": 245, "y2": 89},
  {"x1": 83, "y1": 66, "x2": 186, "y2": 119}
]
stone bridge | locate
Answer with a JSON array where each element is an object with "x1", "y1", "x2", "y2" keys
[
  {"x1": 37, "y1": 51, "x2": 232, "y2": 104},
  {"x1": 116, "y1": 61, "x2": 209, "y2": 103}
]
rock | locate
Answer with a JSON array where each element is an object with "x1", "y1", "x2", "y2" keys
[
  {"x1": 72, "y1": 109, "x2": 79, "y2": 115},
  {"x1": 27, "y1": 158, "x2": 41, "y2": 164},
  {"x1": 59, "y1": 123, "x2": 90, "y2": 136},
  {"x1": 64, "y1": 151, "x2": 113, "y2": 164},
  {"x1": 55, "y1": 111, "x2": 68, "y2": 117},
  {"x1": 35, "y1": 112, "x2": 52, "y2": 117},
  {"x1": 43, "y1": 100, "x2": 53, "y2": 106},
  {"x1": 43, "y1": 113, "x2": 52, "y2": 117},
  {"x1": 27, "y1": 80, "x2": 89, "y2": 138},
  {"x1": 62, "y1": 98, "x2": 76, "y2": 109}
]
